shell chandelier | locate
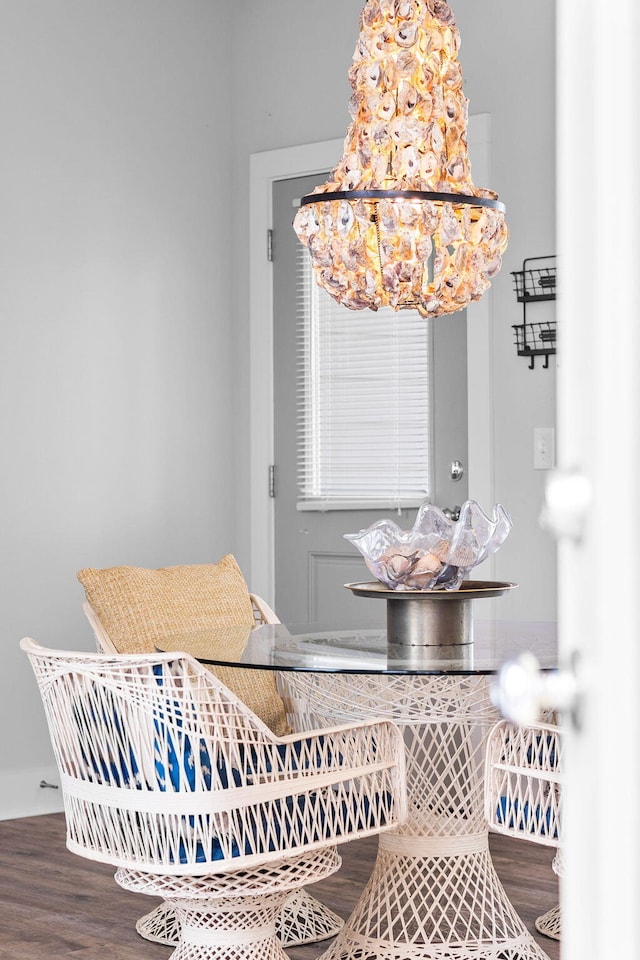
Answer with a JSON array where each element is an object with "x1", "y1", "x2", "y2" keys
[{"x1": 293, "y1": 0, "x2": 508, "y2": 319}]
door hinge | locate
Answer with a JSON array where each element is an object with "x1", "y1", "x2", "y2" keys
[
  {"x1": 267, "y1": 229, "x2": 273, "y2": 262},
  {"x1": 268, "y1": 464, "x2": 276, "y2": 498}
]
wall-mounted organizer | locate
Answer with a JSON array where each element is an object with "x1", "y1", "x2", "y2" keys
[{"x1": 511, "y1": 255, "x2": 556, "y2": 369}]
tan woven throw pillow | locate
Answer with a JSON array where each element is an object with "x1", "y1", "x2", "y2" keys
[{"x1": 77, "y1": 554, "x2": 289, "y2": 736}]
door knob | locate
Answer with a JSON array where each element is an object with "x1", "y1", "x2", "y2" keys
[
  {"x1": 541, "y1": 468, "x2": 592, "y2": 542},
  {"x1": 442, "y1": 505, "x2": 461, "y2": 521},
  {"x1": 450, "y1": 459, "x2": 464, "y2": 482},
  {"x1": 491, "y1": 651, "x2": 582, "y2": 729}
]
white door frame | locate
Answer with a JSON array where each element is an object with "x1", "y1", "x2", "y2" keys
[{"x1": 249, "y1": 117, "x2": 495, "y2": 602}]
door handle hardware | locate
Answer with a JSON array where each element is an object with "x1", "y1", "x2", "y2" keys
[
  {"x1": 492, "y1": 651, "x2": 583, "y2": 730},
  {"x1": 450, "y1": 460, "x2": 464, "y2": 482},
  {"x1": 541, "y1": 469, "x2": 591, "y2": 542},
  {"x1": 442, "y1": 505, "x2": 461, "y2": 521}
]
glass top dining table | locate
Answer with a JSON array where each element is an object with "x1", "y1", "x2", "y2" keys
[
  {"x1": 156, "y1": 617, "x2": 557, "y2": 676},
  {"x1": 157, "y1": 617, "x2": 557, "y2": 960}
]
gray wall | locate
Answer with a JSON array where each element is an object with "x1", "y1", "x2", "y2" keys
[
  {"x1": 232, "y1": 0, "x2": 557, "y2": 623},
  {"x1": 0, "y1": 0, "x2": 235, "y2": 817},
  {"x1": 454, "y1": 1, "x2": 557, "y2": 621},
  {"x1": 0, "y1": 0, "x2": 556, "y2": 818}
]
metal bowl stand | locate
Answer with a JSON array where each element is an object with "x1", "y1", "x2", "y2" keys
[{"x1": 345, "y1": 580, "x2": 516, "y2": 648}]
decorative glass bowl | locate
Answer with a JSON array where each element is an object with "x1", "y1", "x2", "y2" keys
[{"x1": 344, "y1": 500, "x2": 512, "y2": 591}]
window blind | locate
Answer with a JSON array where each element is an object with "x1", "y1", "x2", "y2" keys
[{"x1": 296, "y1": 246, "x2": 433, "y2": 511}]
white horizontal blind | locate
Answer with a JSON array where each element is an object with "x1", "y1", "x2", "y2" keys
[{"x1": 297, "y1": 247, "x2": 433, "y2": 510}]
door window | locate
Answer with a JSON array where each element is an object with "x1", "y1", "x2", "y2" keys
[{"x1": 297, "y1": 243, "x2": 433, "y2": 511}]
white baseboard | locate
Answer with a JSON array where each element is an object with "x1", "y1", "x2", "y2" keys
[{"x1": 0, "y1": 765, "x2": 64, "y2": 821}]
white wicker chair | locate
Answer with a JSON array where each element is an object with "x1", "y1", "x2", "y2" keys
[
  {"x1": 82, "y1": 596, "x2": 345, "y2": 948},
  {"x1": 485, "y1": 719, "x2": 563, "y2": 941},
  {"x1": 23, "y1": 638, "x2": 407, "y2": 960}
]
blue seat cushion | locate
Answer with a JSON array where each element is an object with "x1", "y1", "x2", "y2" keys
[
  {"x1": 175, "y1": 791, "x2": 393, "y2": 864},
  {"x1": 495, "y1": 795, "x2": 558, "y2": 839},
  {"x1": 525, "y1": 733, "x2": 558, "y2": 770},
  {"x1": 153, "y1": 718, "x2": 328, "y2": 793}
]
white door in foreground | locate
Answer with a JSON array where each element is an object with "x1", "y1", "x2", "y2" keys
[{"x1": 555, "y1": 1, "x2": 640, "y2": 957}]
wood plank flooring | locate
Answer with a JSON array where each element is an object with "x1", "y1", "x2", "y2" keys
[{"x1": 0, "y1": 814, "x2": 560, "y2": 960}]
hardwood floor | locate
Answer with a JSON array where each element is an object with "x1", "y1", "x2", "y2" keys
[{"x1": 0, "y1": 814, "x2": 560, "y2": 960}]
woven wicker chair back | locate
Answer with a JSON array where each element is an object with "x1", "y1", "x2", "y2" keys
[
  {"x1": 22, "y1": 638, "x2": 407, "y2": 877},
  {"x1": 485, "y1": 719, "x2": 563, "y2": 849}
]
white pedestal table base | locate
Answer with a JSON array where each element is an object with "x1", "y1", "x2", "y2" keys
[{"x1": 280, "y1": 672, "x2": 550, "y2": 960}]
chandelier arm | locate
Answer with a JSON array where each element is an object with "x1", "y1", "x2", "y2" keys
[{"x1": 300, "y1": 189, "x2": 505, "y2": 213}]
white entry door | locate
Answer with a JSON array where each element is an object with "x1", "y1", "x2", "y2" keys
[{"x1": 272, "y1": 173, "x2": 468, "y2": 627}]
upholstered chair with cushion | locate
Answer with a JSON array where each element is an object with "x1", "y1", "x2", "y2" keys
[
  {"x1": 77, "y1": 555, "x2": 342, "y2": 948},
  {"x1": 23, "y1": 639, "x2": 407, "y2": 960},
  {"x1": 484, "y1": 719, "x2": 563, "y2": 941}
]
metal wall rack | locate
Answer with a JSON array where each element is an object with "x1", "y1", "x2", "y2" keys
[{"x1": 511, "y1": 255, "x2": 557, "y2": 369}]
